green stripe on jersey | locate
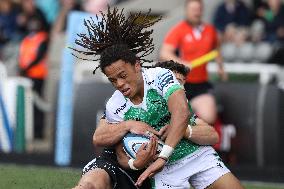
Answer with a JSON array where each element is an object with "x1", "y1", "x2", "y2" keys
[{"x1": 164, "y1": 84, "x2": 182, "y2": 102}]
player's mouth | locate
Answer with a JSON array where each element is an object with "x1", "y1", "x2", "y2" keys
[{"x1": 122, "y1": 88, "x2": 131, "y2": 96}]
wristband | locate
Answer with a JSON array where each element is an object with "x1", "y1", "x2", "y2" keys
[
  {"x1": 188, "y1": 125, "x2": 193, "y2": 139},
  {"x1": 128, "y1": 159, "x2": 139, "y2": 170},
  {"x1": 158, "y1": 145, "x2": 174, "y2": 159},
  {"x1": 158, "y1": 156, "x2": 168, "y2": 163}
]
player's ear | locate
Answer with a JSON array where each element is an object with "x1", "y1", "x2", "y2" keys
[{"x1": 134, "y1": 61, "x2": 141, "y2": 73}]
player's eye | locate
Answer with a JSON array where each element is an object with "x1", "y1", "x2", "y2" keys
[
  {"x1": 108, "y1": 78, "x2": 116, "y2": 83},
  {"x1": 120, "y1": 74, "x2": 127, "y2": 79}
]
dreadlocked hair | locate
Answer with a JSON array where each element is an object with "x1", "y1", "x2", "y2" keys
[
  {"x1": 154, "y1": 60, "x2": 190, "y2": 76},
  {"x1": 70, "y1": 6, "x2": 162, "y2": 74}
]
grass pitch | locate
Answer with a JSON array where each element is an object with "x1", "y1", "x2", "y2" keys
[
  {"x1": 0, "y1": 164, "x2": 283, "y2": 189},
  {"x1": 0, "y1": 164, "x2": 80, "y2": 189}
]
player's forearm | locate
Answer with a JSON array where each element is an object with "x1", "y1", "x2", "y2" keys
[
  {"x1": 116, "y1": 143, "x2": 131, "y2": 170},
  {"x1": 185, "y1": 124, "x2": 219, "y2": 145},
  {"x1": 215, "y1": 46, "x2": 224, "y2": 68},
  {"x1": 116, "y1": 141, "x2": 155, "y2": 170},
  {"x1": 160, "y1": 52, "x2": 181, "y2": 63},
  {"x1": 215, "y1": 54, "x2": 224, "y2": 69},
  {"x1": 160, "y1": 46, "x2": 185, "y2": 64},
  {"x1": 93, "y1": 119, "x2": 129, "y2": 147},
  {"x1": 165, "y1": 90, "x2": 189, "y2": 148}
]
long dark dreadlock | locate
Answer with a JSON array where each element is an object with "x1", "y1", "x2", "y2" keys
[
  {"x1": 154, "y1": 60, "x2": 190, "y2": 77},
  {"x1": 71, "y1": 6, "x2": 161, "y2": 74}
]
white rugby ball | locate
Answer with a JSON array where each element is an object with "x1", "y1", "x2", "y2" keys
[{"x1": 122, "y1": 133, "x2": 164, "y2": 159}]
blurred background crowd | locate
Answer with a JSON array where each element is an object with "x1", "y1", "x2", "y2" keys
[{"x1": 1, "y1": 0, "x2": 284, "y2": 68}]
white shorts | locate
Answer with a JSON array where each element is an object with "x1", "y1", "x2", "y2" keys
[{"x1": 153, "y1": 146, "x2": 230, "y2": 189}]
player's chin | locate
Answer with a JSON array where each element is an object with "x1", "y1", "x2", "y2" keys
[
  {"x1": 121, "y1": 88, "x2": 132, "y2": 97},
  {"x1": 124, "y1": 90, "x2": 133, "y2": 98},
  {"x1": 122, "y1": 93, "x2": 131, "y2": 98}
]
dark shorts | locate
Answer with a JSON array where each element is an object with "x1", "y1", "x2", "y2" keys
[
  {"x1": 184, "y1": 82, "x2": 213, "y2": 100},
  {"x1": 82, "y1": 156, "x2": 151, "y2": 189}
]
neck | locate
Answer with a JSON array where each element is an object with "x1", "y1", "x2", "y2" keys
[{"x1": 186, "y1": 19, "x2": 201, "y2": 27}]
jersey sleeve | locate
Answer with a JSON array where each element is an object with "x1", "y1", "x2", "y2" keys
[
  {"x1": 105, "y1": 91, "x2": 125, "y2": 123},
  {"x1": 105, "y1": 103, "x2": 123, "y2": 123},
  {"x1": 163, "y1": 23, "x2": 183, "y2": 48},
  {"x1": 154, "y1": 67, "x2": 183, "y2": 102}
]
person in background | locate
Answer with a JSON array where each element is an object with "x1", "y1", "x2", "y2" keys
[
  {"x1": 0, "y1": 0, "x2": 20, "y2": 48},
  {"x1": 256, "y1": 0, "x2": 284, "y2": 65},
  {"x1": 17, "y1": 0, "x2": 49, "y2": 38},
  {"x1": 256, "y1": 0, "x2": 284, "y2": 43},
  {"x1": 51, "y1": 0, "x2": 81, "y2": 36},
  {"x1": 213, "y1": 0, "x2": 252, "y2": 43},
  {"x1": 160, "y1": 0, "x2": 227, "y2": 126},
  {"x1": 18, "y1": 15, "x2": 49, "y2": 139}
]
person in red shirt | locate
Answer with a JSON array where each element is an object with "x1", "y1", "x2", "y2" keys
[{"x1": 160, "y1": 0, "x2": 227, "y2": 126}]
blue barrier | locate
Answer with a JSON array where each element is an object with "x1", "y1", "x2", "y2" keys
[
  {"x1": 55, "y1": 11, "x2": 99, "y2": 166},
  {"x1": 0, "y1": 87, "x2": 13, "y2": 152}
]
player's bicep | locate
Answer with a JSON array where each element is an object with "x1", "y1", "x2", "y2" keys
[
  {"x1": 168, "y1": 89, "x2": 189, "y2": 115},
  {"x1": 97, "y1": 118, "x2": 107, "y2": 129}
]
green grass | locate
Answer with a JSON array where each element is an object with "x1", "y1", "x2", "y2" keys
[
  {"x1": 0, "y1": 164, "x2": 283, "y2": 189},
  {"x1": 243, "y1": 183, "x2": 284, "y2": 189},
  {"x1": 0, "y1": 164, "x2": 81, "y2": 189}
]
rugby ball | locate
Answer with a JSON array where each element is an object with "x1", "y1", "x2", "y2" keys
[{"x1": 122, "y1": 133, "x2": 164, "y2": 159}]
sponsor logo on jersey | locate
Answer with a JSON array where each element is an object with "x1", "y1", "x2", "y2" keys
[
  {"x1": 114, "y1": 102, "x2": 127, "y2": 115},
  {"x1": 146, "y1": 80, "x2": 154, "y2": 85}
]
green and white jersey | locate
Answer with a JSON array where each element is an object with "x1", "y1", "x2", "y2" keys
[{"x1": 105, "y1": 67, "x2": 200, "y2": 163}]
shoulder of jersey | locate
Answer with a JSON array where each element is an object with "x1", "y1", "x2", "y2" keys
[
  {"x1": 143, "y1": 67, "x2": 167, "y2": 85},
  {"x1": 144, "y1": 67, "x2": 160, "y2": 74},
  {"x1": 144, "y1": 67, "x2": 167, "y2": 77},
  {"x1": 106, "y1": 90, "x2": 126, "y2": 108}
]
